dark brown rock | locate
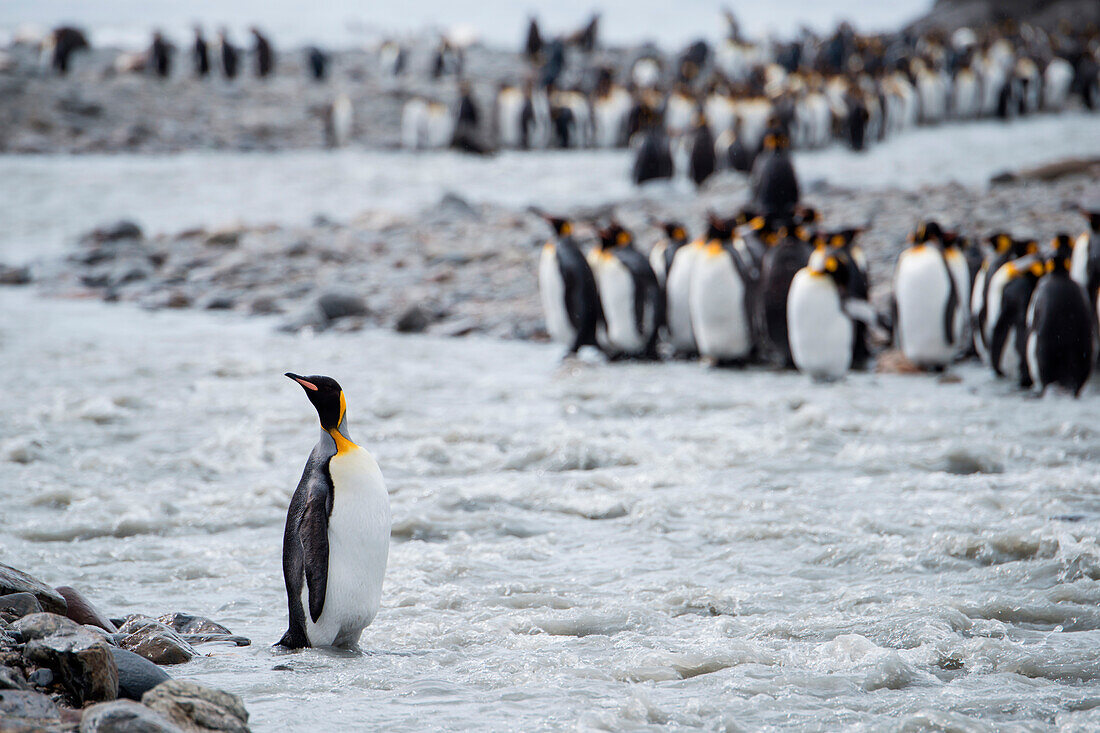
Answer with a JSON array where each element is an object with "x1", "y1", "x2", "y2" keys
[
  {"x1": 0, "y1": 265, "x2": 31, "y2": 285},
  {"x1": 0, "y1": 593, "x2": 42, "y2": 621},
  {"x1": 18, "y1": 613, "x2": 119, "y2": 705},
  {"x1": 118, "y1": 619, "x2": 195, "y2": 665},
  {"x1": 142, "y1": 681, "x2": 249, "y2": 733},
  {"x1": 0, "y1": 565, "x2": 67, "y2": 615},
  {"x1": 55, "y1": 587, "x2": 118, "y2": 633},
  {"x1": 80, "y1": 699, "x2": 183, "y2": 733}
]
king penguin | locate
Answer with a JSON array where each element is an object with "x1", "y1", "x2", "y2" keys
[
  {"x1": 279, "y1": 374, "x2": 391, "y2": 649},
  {"x1": 589, "y1": 222, "x2": 662, "y2": 359},
  {"x1": 973, "y1": 235, "x2": 1034, "y2": 364},
  {"x1": 537, "y1": 215, "x2": 602, "y2": 356},
  {"x1": 757, "y1": 215, "x2": 813, "y2": 367},
  {"x1": 664, "y1": 226, "x2": 709, "y2": 357},
  {"x1": 689, "y1": 213, "x2": 758, "y2": 365},
  {"x1": 1026, "y1": 236, "x2": 1098, "y2": 396},
  {"x1": 1071, "y1": 203, "x2": 1100, "y2": 330},
  {"x1": 894, "y1": 221, "x2": 962, "y2": 370},
  {"x1": 788, "y1": 249, "x2": 867, "y2": 379},
  {"x1": 649, "y1": 221, "x2": 690, "y2": 288},
  {"x1": 988, "y1": 255, "x2": 1044, "y2": 387}
]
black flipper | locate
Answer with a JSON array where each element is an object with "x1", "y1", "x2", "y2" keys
[
  {"x1": 989, "y1": 302, "x2": 1013, "y2": 377},
  {"x1": 938, "y1": 249, "x2": 959, "y2": 346},
  {"x1": 301, "y1": 483, "x2": 332, "y2": 623}
]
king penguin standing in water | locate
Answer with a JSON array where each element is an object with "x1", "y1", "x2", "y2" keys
[{"x1": 279, "y1": 374, "x2": 391, "y2": 649}]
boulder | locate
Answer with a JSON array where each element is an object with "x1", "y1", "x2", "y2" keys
[
  {"x1": 109, "y1": 647, "x2": 169, "y2": 701},
  {"x1": 203, "y1": 230, "x2": 240, "y2": 248},
  {"x1": 316, "y1": 292, "x2": 369, "y2": 321},
  {"x1": 19, "y1": 614, "x2": 119, "y2": 705},
  {"x1": 0, "y1": 265, "x2": 31, "y2": 285},
  {"x1": 118, "y1": 619, "x2": 195, "y2": 665},
  {"x1": 0, "y1": 593, "x2": 42, "y2": 621},
  {"x1": 82, "y1": 221, "x2": 143, "y2": 245},
  {"x1": 0, "y1": 665, "x2": 28, "y2": 691},
  {"x1": 56, "y1": 587, "x2": 118, "y2": 633},
  {"x1": 394, "y1": 304, "x2": 432, "y2": 333},
  {"x1": 142, "y1": 680, "x2": 249, "y2": 733},
  {"x1": 0, "y1": 689, "x2": 62, "y2": 732},
  {"x1": 80, "y1": 699, "x2": 183, "y2": 733},
  {"x1": 0, "y1": 565, "x2": 67, "y2": 615},
  {"x1": 156, "y1": 614, "x2": 230, "y2": 637}
]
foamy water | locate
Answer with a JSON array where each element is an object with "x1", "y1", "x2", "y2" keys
[
  {"x1": 2, "y1": 111, "x2": 1099, "y2": 265},
  {"x1": 2, "y1": 287, "x2": 1099, "y2": 730}
]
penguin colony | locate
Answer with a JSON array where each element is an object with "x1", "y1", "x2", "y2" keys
[
  {"x1": 401, "y1": 14, "x2": 1100, "y2": 186},
  {"x1": 538, "y1": 203, "x2": 1100, "y2": 395}
]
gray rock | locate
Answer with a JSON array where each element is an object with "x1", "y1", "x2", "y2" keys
[
  {"x1": 394, "y1": 304, "x2": 432, "y2": 333},
  {"x1": 316, "y1": 291, "x2": 369, "y2": 321},
  {"x1": 83, "y1": 221, "x2": 143, "y2": 245},
  {"x1": 142, "y1": 680, "x2": 249, "y2": 733},
  {"x1": 0, "y1": 689, "x2": 61, "y2": 732},
  {"x1": 155, "y1": 614, "x2": 230, "y2": 636},
  {"x1": 80, "y1": 699, "x2": 183, "y2": 733},
  {"x1": 0, "y1": 565, "x2": 67, "y2": 615},
  {"x1": 19, "y1": 613, "x2": 119, "y2": 704},
  {"x1": 108, "y1": 647, "x2": 169, "y2": 702},
  {"x1": 248, "y1": 296, "x2": 282, "y2": 315},
  {"x1": 0, "y1": 593, "x2": 42, "y2": 620},
  {"x1": 203, "y1": 230, "x2": 241, "y2": 248},
  {"x1": 118, "y1": 619, "x2": 195, "y2": 665},
  {"x1": 56, "y1": 587, "x2": 118, "y2": 633},
  {"x1": 0, "y1": 265, "x2": 31, "y2": 285},
  {"x1": 0, "y1": 666, "x2": 28, "y2": 691},
  {"x1": 26, "y1": 669, "x2": 53, "y2": 687}
]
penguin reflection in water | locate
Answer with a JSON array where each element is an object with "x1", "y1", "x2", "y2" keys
[{"x1": 278, "y1": 374, "x2": 391, "y2": 649}]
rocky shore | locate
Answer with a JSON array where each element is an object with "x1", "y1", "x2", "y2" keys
[
  {"x1": 1, "y1": 562, "x2": 251, "y2": 732},
  {"x1": 12, "y1": 170, "x2": 1096, "y2": 344}
]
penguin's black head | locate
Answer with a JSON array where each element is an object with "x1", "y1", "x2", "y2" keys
[
  {"x1": 598, "y1": 222, "x2": 633, "y2": 249},
  {"x1": 660, "y1": 221, "x2": 688, "y2": 242},
  {"x1": 286, "y1": 373, "x2": 345, "y2": 431},
  {"x1": 912, "y1": 221, "x2": 943, "y2": 245},
  {"x1": 1047, "y1": 234, "x2": 1074, "y2": 273},
  {"x1": 704, "y1": 213, "x2": 734, "y2": 242},
  {"x1": 987, "y1": 232, "x2": 1012, "y2": 254},
  {"x1": 810, "y1": 249, "x2": 852, "y2": 288},
  {"x1": 542, "y1": 215, "x2": 573, "y2": 238},
  {"x1": 1082, "y1": 207, "x2": 1100, "y2": 232}
]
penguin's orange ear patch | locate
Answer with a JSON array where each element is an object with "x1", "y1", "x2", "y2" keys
[{"x1": 616, "y1": 231, "x2": 631, "y2": 246}]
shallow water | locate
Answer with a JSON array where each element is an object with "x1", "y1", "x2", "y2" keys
[
  {"x1": 2, "y1": 287, "x2": 1100, "y2": 730},
  {"x1": 1, "y1": 111, "x2": 1098, "y2": 265}
]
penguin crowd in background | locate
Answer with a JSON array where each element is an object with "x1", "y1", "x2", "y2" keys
[
  {"x1": 399, "y1": 12, "x2": 1100, "y2": 190},
  {"x1": 535, "y1": 202, "x2": 1099, "y2": 395}
]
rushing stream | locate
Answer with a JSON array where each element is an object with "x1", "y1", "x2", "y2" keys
[{"x1": 2, "y1": 287, "x2": 1100, "y2": 730}]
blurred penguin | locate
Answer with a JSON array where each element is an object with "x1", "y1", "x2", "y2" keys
[
  {"x1": 893, "y1": 221, "x2": 961, "y2": 370},
  {"x1": 150, "y1": 31, "x2": 173, "y2": 79},
  {"x1": 252, "y1": 27, "x2": 275, "y2": 78},
  {"x1": 219, "y1": 29, "x2": 239, "y2": 79},
  {"x1": 649, "y1": 221, "x2": 690, "y2": 288},
  {"x1": 324, "y1": 94, "x2": 353, "y2": 148},
  {"x1": 451, "y1": 81, "x2": 487, "y2": 154},
  {"x1": 524, "y1": 17, "x2": 543, "y2": 63},
  {"x1": 687, "y1": 111, "x2": 716, "y2": 187},
  {"x1": 1026, "y1": 236, "x2": 1097, "y2": 396},
  {"x1": 751, "y1": 127, "x2": 800, "y2": 216},
  {"x1": 590, "y1": 222, "x2": 662, "y2": 360},
  {"x1": 193, "y1": 26, "x2": 210, "y2": 77},
  {"x1": 988, "y1": 254, "x2": 1044, "y2": 387},
  {"x1": 306, "y1": 47, "x2": 328, "y2": 81},
  {"x1": 45, "y1": 26, "x2": 89, "y2": 75},
  {"x1": 1071, "y1": 203, "x2": 1100, "y2": 324}
]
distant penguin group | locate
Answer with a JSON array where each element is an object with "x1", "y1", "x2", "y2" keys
[{"x1": 535, "y1": 203, "x2": 1098, "y2": 395}]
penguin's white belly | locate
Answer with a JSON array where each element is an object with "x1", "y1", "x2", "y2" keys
[
  {"x1": 788, "y1": 270, "x2": 852, "y2": 379},
  {"x1": 304, "y1": 447, "x2": 391, "y2": 648},
  {"x1": 595, "y1": 258, "x2": 645, "y2": 354},
  {"x1": 665, "y1": 246, "x2": 700, "y2": 352},
  {"x1": 689, "y1": 251, "x2": 751, "y2": 360},
  {"x1": 538, "y1": 246, "x2": 574, "y2": 347},
  {"x1": 1071, "y1": 233, "x2": 1091, "y2": 289},
  {"x1": 650, "y1": 242, "x2": 668, "y2": 288},
  {"x1": 946, "y1": 252, "x2": 971, "y2": 350},
  {"x1": 896, "y1": 249, "x2": 953, "y2": 366}
]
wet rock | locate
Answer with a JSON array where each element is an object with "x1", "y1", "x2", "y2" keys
[
  {"x1": 19, "y1": 614, "x2": 119, "y2": 705},
  {"x1": 316, "y1": 291, "x2": 369, "y2": 321},
  {"x1": 81, "y1": 699, "x2": 183, "y2": 732},
  {"x1": 394, "y1": 304, "x2": 432, "y2": 333},
  {"x1": 0, "y1": 593, "x2": 42, "y2": 621},
  {"x1": 0, "y1": 265, "x2": 31, "y2": 285},
  {"x1": 203, "y1": 230, "x2": 241, "y2": 248},
  {"x1": 435, "y1": 192, "x2": 481, "y2": 221},
  {"x1": 0, "y1": 689, "x2": 61, "y2": 732},
  {"x1": 83, "y1": 221, "x2": 143, "y2": 245},
  {"x1": 118, "y1": 619, "x2": 195, "y2": 665},
  {"x1": 155, "y1": 614, "x2": 229, "y2": 637},
  {"x1": 26, "y1": 668, "x2": 53, "y2": 687},
  {"x1": 10, "y1": 611, "x2": 81, "y2": 641},
  {"x1": 248, "y1": 296, "x2": 282, "y2": 315},
  {"x1": 202, "y1": 295, "x2": 235, "y2": 310},
  {"x1": 142, "y1": 680, "x2": 249, "y2": 733},
  {"x1": 109, "y1": 647, "x2": 169, "y2": 702},
  {"x1": 56, "y1": 587, "x2": 118, "y2": 633},
  {"x1": 0, "y1": 566, "x2": 67, "y2": 615}
]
